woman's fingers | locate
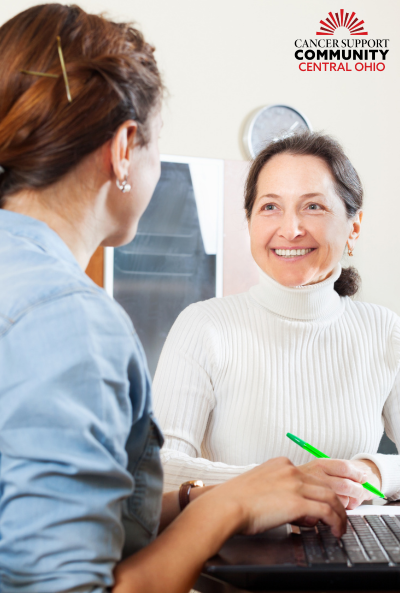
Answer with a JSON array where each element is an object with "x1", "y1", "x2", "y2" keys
[
  {"x1": 301, "y1": 483, "x2": 347, "y2": 520},
  {"x1": 318, "y1": 459, "x2": 368, "y2": 483},
  {"x1": 325, "y1": 475, "x2": 366, "y2": 499},
  {"x1": 300, "y1": 459, "x2": 373, "y2": 504},
  {"x1": 297, "y1": 471, "x2": 331, "y2": 488},
  {"x1": 296, "y1": 471, "x2": 361, "y2": 503},
  {"x1": 302, "y1": 484, "x2": 347, "y2": 537},
  {"x1": 337, "y1": 494, "x2": 350, "y2": 508},
  {"x1": 230, "y1": 458, "x2": 347, "y2": 538},
  {"x1": 299, "y1": 498, "x2": 346, "y2": 538},
  {"x1": 297, "y1": 483, "x2": 347, "y2": 536},
  {"x1": 293, "y1": 516, "x2": 319, "y2": 527},
  {"x1": 286, "y1": 478, "x2": 346, "y2": 536},
  {"x1": 346, "y1": 496, "x2": 364, "y2": 510}
]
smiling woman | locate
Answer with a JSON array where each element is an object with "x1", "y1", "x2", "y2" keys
[
  {"x1": 245, "y1": 134, "x2": 362, "y2": 292},
  {"x1": 154, "y1": 131, "x2": 400, "y2": 508},
  {"x1": 249, "y1": 153, "x2": 360, "y2": 288}
]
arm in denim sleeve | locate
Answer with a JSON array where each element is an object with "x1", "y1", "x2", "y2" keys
[{"x1": 0, "y1": 290, "x2": 140, "y2": 592}]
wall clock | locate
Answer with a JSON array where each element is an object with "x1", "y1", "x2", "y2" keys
[{"x1": 243, "y1": 105, "x2": 312, "y2": 159}]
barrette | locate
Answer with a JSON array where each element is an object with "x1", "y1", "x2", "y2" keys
[{"x1": 20, "y1": 36, "x2": 72, "y2": 103}]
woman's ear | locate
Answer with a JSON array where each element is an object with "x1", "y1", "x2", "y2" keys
[
  {"x1": 110, "y1": 120, "x2": 138, "y2": 181},
  {"x1": 348, "y1": 210, "x2": 363, "y2": 244}
]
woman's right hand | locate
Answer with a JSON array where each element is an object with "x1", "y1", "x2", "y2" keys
[
  {"x1": 113, "y1": 457, "x2": 346, "y2": 592},
  {"x1": 298, "y1": 458, "x2": 373, "y2": 509},
  {"x1": 208, "y1": 457, "x2": 347, "y2": 538}
]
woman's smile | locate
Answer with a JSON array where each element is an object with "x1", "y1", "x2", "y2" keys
[{"x1": 272, "y1": 247, "x2": 316, "y2": 261}]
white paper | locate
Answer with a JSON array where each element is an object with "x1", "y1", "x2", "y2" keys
[{"x1": 347, "y1": 505, "x2": 400, "y2": 515}]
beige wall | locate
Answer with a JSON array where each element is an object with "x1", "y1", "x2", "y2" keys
[{"x1": 2, "y1": 0, "x2": 400, "y2": 312}]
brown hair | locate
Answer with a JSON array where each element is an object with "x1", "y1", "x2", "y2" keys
[
  {"x1": 244, "y1": 132, "x2": 363, "y2": 297},
  {"x1": 0, "y1": 3, "x2": 163, "y2": 203}
]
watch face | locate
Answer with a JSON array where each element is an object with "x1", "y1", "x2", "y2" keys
[{"x1": 244, "y1": 105, "x2": 311, "y2": 159}]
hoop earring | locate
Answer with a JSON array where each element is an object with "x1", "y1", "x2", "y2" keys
[
  {"x1": 347, "y1": 243, "x2": 354, "y2": 257},
  {"x1": 116, "y1": 176, "x2": 131, "y2": 193}
]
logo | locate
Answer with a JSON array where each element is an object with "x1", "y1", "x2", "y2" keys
[
  {"x1": 294, "y1": 8, "x2": 389, "y2": 72},
  {"x1": 317, "y1": 11, "x2": 368, "y2": 36}
]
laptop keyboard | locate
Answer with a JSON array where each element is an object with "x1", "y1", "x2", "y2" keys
[{"x1": 300, "y1": 515, "x2": 400, "y2": 566}]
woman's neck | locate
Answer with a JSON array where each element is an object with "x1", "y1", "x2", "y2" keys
[
  {"x1": 2, "y1": 159, "x2": 110, "y2": 271},
  {"x1": 249, "y1": 264, "x2": 343, "y2": 321}
]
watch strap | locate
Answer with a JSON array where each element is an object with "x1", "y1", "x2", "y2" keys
[{"x1": 178, "y1": 480, "x2": 204, "y2": 511}]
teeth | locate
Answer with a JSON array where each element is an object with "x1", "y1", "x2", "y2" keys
[{"x1": 275, "y1": 248, "x2": 313, "y2": 256}]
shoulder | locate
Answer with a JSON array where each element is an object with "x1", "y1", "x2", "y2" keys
[
  {"x1": 176, "y1": 292, "x2": 251, "y2": 329},
  {"x1": 0, "y1": 268, "x2": 150, "y2": 441},
  {"x1": 0, "y1": 234, "x2": 133, "y2": 339},
  {"x1": 344, "y1": 298, "x2": 400, "y2": 359},
  {"x1": 0, "y1": 230, "x2": 145, "y2": 398},
  {"x1": 345, "y1": 298, "x2": 399, "y2": 331},
  {"x1": 158, "y1": 294, "x2": 249, "y2": 367},
  {"x1": 160, "y1": 293, "x2": 253, "y2": 369},
  {"x1": 1, "y1": 284, "x2": 143, "y2": 393}
]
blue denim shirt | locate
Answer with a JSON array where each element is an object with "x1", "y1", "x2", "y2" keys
[{"x1": 0, "y1": 210, "x2": 163, "y2": 592}]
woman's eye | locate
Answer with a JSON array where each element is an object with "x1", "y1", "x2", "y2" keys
[
  {"x1": 263, "y1": 204, "x2": 277, "y2": 211},
  {"x1": 307, "y1": 203, "x2": 322, "y2": 210}
]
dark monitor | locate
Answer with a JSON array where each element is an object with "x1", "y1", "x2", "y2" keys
[{"x1": 113, "y1": 158, "x2": 223, "y2": 377}]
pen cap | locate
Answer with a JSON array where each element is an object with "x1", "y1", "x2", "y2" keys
[{"x1": 286, "y1": 433, "x2": 306, "y2": 448}]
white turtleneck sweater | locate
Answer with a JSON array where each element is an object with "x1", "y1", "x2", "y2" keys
[{"x1": 153, "y1": 265, "x2": 400, "y2": 499}]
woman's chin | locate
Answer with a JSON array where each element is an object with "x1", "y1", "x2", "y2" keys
[
  {"x1": 278, "y1": 276, "x2": 311, "y2": 288},
  {"x1": 264, "y1": 267, "x2": 318, "y2": 288},
  {"x1": 102, "y1": 223, "x2": 139, "y2": 248}
]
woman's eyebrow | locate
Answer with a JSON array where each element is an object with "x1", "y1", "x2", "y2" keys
[
  {"x1": 258, "y1": 193, "x2": 281, "y2": 199},
  {"x1": 300, "y1": 192, "x2": 325, "y2": 199},
  {"x1": 258, "y1": 192, "x2": 325, "y2": 200}
]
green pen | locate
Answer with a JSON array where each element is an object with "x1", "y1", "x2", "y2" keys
[{"x1": 286, "y1": 432, "x2": 386, "y2": 499}]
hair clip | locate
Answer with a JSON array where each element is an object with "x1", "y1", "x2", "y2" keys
[
  {"x1": 20, "y1": 70, "x2": 58, "y2": 79},
  {"x1": 56, "y1": 36, "x2": 71, "y2": 103},
  {"x1": 20, "y1": 36, "x2": 72, "y2": 103}
]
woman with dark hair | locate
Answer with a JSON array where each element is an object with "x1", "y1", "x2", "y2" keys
[
  {"x1": 0, "y1": 4, "x2": 346, "y2": 593},
  {"x1": 154, "y1": 132, "x2": 400, "y2": 507}
]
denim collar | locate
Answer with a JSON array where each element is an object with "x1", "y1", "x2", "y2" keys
[{"x1": 0, "y1": 209, "x2": 82, "y2": 273}]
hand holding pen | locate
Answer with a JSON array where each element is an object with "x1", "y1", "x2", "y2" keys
[{"x1": 287, "y1": 433, "x2": 385, "y2": 510}]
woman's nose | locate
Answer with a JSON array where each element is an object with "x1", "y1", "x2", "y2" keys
[{"x1": 279, "y1": 212, "x2": 305, "y2": 240}]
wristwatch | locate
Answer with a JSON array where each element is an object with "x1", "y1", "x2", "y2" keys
[{"x1": 179, "y1": 479, "x2": 204, "y2": 511}]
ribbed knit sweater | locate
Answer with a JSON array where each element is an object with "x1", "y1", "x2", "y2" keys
[{"x1": 153, "y1": 265, "x2": 400, "y2": 499}]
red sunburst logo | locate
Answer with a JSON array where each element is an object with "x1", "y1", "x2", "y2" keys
[{"x1": 317, "y1": 10, "x2": 368, "y2": 35}]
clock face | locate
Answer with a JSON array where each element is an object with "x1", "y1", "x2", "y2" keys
[{"x1": 244, "y1": 105, "x2": 311, "y2": 159}]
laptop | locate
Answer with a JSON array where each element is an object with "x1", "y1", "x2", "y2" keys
[{"x1": 200, "y1": 505, "x2": 400, "y2": 592}]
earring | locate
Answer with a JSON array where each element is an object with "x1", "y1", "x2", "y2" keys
[
  {"x1": 347, "y1": 243, "x2": 354, "y2": 257},
  {"x1": 116, "y1": 176, "x2": 131, "y2": 193}
]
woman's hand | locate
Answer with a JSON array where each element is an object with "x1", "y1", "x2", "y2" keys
[
  {"x1": 298, "y1": 458, "x2": 382, "y2": 509},
  {"x1": 113, "y1": 456, "x2": 346, "y2": 592},
  {"x1": 209, "y1": 456, "x2": 347, "y2": 538}
]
